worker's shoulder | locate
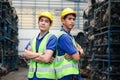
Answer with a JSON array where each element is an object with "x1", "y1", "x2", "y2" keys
[
  {"x1": 48, "y1": 32, "x2": 57, "y2": 40},
  {"x1": 54, "y1": 31, "x2": 67, "y2": 38}
]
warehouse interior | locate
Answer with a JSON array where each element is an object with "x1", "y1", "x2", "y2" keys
[{"x1": 0, "y1": 0, "x2": 120, "y2": 80}]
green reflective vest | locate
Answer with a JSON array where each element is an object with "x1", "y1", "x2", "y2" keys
[
  {"x1": 28, "y1": 33, "x2": 56, "y2": 79},
  {"x1": 54, "y1": 31, "x2": 79, "y2": 79}
]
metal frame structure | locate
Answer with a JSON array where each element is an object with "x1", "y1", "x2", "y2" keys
[
  {"x1": 0, "y1": 0, "x2": 18, "y2": 72},
  {"x1": 12, "y1": 0, "x2": 88, "y2": 30}
]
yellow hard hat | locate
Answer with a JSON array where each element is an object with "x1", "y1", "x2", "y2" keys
[
  {"x1": 38, "y1": 11, "x2": 53, "y2": 25},
  {"x1": 60, "y1": 8, "x2": 77, "y2": 22}
]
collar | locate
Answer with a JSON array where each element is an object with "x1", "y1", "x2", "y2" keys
[
  {"x1": 60, "y1": 27, "x2": 73, "y2": 37},
  {"x1": 37, "y1": 31, "x2": 49, "y2": 40}
]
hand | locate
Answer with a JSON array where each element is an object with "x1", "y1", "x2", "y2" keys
[
  {"x1": 49, "y1": 57, "x2": 54, "y2": 63},
  {"x1": 27, "y1": 46, "x2": 32, "y2": 51},
  {"x1": 23, "y1": 46, "x2": 32, "y2": 59},
  {"x1": 64, "y1": 53, "x2": 72, "y2": 61},
  {"x1": 23, "y1": 50, "x2": 30, "y2": 59},
  {"x1": 78, "y1": 48, "x2": 84, "y2": 57},
  {"x1": 76, "y1": 44, "x2": 84, "y2": 57}
]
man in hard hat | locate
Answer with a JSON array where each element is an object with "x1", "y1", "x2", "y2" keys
[
  {"x1": 23, "y1": 11, "x2": 57, "y2": 80},
  {"x1": 54, "y1": 8, "x2": 84, "y2": 80}
]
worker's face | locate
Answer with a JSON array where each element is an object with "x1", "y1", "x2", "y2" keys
[
  {"x1": 62, "y1": 14, "x2": 76, "y2": 30},
  {"x1": 38, "y1": 17, "x2": 51, "y2": 32}
]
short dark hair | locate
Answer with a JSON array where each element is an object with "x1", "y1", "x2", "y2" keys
[
  {"x1": 38, "y1": 16, "x2": 52, "y2": 25},
  {"x1": 63, "y1": 13, "x2": 76, "y2": 20}
]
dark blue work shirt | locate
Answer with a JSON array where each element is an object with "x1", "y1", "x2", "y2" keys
[
  {"x1": 57, "y1": 27, "x2": 82, "y2": 80},
  {"x1": 57, "y1": 27, "x2": 77, "y2": 56},
  {"x1": 25, "y1": 32, "x2": 57, "y2": 57},
  {"x1": 25, "y1": 32, "x2": 57, "y2": 80}
]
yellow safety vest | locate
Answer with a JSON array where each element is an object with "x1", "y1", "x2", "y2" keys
[
  {"x1": 28, "y1": 33, "x2": 56, "y2": 79},
  {"x1": 54, "y1": 31, "x2": 79, "y2": 79}
]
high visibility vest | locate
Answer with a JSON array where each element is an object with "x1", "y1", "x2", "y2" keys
[
  {"x1": 54, "y1": 31, "x2": 79, "y2": 79},
  {"x1": 28, "y1": 33, "x2": 56, "y2": 79}
]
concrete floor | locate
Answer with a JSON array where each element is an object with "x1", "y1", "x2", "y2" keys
[
  {"x1": 1, "y1": 67, "x2": 87, "y2": 80},
  {"x1": 1, "y1": 67, "x2": 28, "y2": 80}
]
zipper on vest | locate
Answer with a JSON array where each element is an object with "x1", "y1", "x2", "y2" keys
[
  {"x1": 35, "y1": 62, "x2": 37, "y2": 72},
  {"x1": 34, "y1": 62, "x2": 37, "y2": 76}
]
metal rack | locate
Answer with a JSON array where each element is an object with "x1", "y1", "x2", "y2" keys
[
  {"x1": 92, "y1": 30, "x2": 120, "y2": 80},
  {"x1": 0, "y1": 0, "x2": 18, "y2": 73},
  {"x1": 83, "y1": 0, "x2": 120, "y2": 80}
]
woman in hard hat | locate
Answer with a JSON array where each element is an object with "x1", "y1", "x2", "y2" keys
[
  {"x1": 23, "y1": 11, "x2": 57, "y2": 80},
  {"x1": 54, "y1": 8, "x2": 84, "y2": 80}
]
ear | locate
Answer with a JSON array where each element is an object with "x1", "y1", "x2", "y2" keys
[
  {"x1": 38, "y1": 21, "x2": 40, "y2": 24},
  {"x1": 49, "y1": 23, "x2": 52, "y2": 27},
  {"x1": 61, "y1": 18, "x2": 65, "y2": 23}
]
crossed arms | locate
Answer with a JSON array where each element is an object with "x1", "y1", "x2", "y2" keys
[{"x1": 23, "y1": 46, "x2": 54, "y2": 63}]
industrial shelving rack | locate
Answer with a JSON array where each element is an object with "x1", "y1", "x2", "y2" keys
[
  {"x1": 83, "y1": 0, "x2": 120, "y2": 80},
  {"x1": 0, "y1": 0, "x2": 18, "y2": 73},
  {"x1": 92, "y1": 0, "x2": 120, "y2": 80},
  {"x1": 92, "y1": 30, "x2": 120, "y2": 80},
  {"x1": 82, "y1": 1, "x2": 97, "y2": 78}
]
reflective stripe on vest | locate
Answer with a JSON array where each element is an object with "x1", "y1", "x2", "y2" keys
[
  {"x1": 56, "y1": 63, "x2": 78, "y2": 72},
  {"x1": 28, "y1": 33, "x2": 55, "y2": 79},
  {"x1": 29, "y1": 67, "x2": 55, "y2": 73},
  {"x1": 55, "y1": 31, "x2": 79, "y2": 79}
]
